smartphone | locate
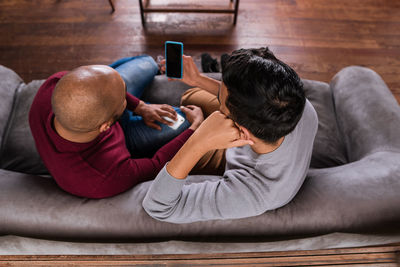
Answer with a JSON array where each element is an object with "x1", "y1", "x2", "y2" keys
[
  {"x1": 162, "y1": 113, "x2": 186, "y2": 130},
  {"x1": 165, "y1": 41, "x2": 183, "y2": 79}
]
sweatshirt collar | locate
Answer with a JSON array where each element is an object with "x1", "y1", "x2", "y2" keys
[{"x1": 46, "y1": 112, "x2": 107, "y2": 153}]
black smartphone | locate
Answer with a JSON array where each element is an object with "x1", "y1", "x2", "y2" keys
[{"x1": 165, "y1": 41, "x2": 183, "y2": 79}]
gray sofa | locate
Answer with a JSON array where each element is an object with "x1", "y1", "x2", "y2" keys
[{"x1": 0, "y1": 65, "x2": 399, "y2": 254}]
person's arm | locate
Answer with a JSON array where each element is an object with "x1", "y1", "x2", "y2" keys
[
  {"x1": 142, "y1": 164, "x2": 269, "y2": 223},
  {"x1": 125, "y1": 92, "x2": 140, "y2": 111},
  {"x1": 56, "y1": 127, "x2": 195, "y2": 199},
  {"x1": 121, "y1": 128, "x2": 194, "y2": 183},
  {"x1": 143, "y1": 112, "x2": 257, "y2": 223}
]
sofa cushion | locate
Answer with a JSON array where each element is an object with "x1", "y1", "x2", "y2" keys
[
  {"x1": 1, "y1": 150, "x2": 399, "y2": 241},
  {"x1": 0, "y1": 65, "x2": 23, "y2": 152},
  {"x1": 302, "y1": 79, "x2": 347, "y2": 168},
  {"x1": 0, "y1": 80, "x2": 48, "y2": 175}
]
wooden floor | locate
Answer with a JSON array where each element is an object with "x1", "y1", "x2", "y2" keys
[
  {"x1": 0, "y1": 0, "x2": 399, "y2": 103},
  {"x1": 1, "y1": 243, "x2": 400, "y2": 266}
]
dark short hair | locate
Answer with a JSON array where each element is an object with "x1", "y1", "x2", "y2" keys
[{"x1": 222, "y1": 47, "x2": 305, "y2": 144}]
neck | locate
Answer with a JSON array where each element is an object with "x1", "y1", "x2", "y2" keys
[
  {"x1": 250, "y1": 136, "x2": 285, "y2": 154},
  {"x1": 53, "y1": 117, "x2": 100, "y2": 143}
]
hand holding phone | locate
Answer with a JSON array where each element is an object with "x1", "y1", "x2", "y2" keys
[
  {"x1": 165, "y1": 41, "x2": 183, "y2": 79},
  {"x1": 162, "y1": 113, "x2": 186, "y2": 130}
]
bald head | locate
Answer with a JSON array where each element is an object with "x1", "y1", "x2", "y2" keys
[{"x1": 52, "y1": 65, "x2": 126, "y2": 133}]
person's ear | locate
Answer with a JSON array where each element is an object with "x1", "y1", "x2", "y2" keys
[
  {"x1": 99, "y1": 121, "x2": 111, "y2": 133},
  {"x1": 239, "y1": 126, "x2": 254, "y2": 142}
]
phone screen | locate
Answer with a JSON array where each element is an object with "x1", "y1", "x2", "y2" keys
[{"x1": 165, "y1": 41, "x2": 183, "y2": 79}]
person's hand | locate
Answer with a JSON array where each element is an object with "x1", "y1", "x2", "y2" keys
[
  {"x1": 180, "y1": 105, "x2": 204, "y2": 130},
  {"x1": 134, "y1": 101, "x2": 177, "y2": 131},
  {"x1": 161, "y1": 55, "x2": 202, "y2": 87},
  {"x1": 192, "y1": 111, "x2": 254, "y2": 152}
]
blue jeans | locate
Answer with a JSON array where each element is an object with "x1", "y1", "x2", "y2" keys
[{"x1": 111, "y1": 55, "x2": 190, "y2": 158}]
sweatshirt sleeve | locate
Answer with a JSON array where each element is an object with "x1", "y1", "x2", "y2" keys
[
  {"x1": 126, "y1": 92, "x2": 140, "y2": 111},
  {"x1": 142, "y1": 166, "x2": 269, "y2": 223},
  {"x1": 125, "y1": 128, "x2": 194, "y2": 182},
  {"x1": 93, "y1": 128, "x2": 194, "y2": 197}
]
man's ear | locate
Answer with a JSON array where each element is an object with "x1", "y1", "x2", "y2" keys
[
  {"x1": 99, "y1": 121, "x2": 111, "y2": 133},
  {"x1": 239, "y1": 126, "x2": 254, "y2": 141}
]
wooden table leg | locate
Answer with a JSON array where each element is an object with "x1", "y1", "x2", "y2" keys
[
  {"x1": 233, "y1": 0, "x2": 239, "y2": 25},
  {"x1": 139, "y1": 0, "x2": 146, "y2": 26}
]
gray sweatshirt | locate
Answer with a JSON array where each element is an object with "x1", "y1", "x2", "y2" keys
[{"x1": 143, "y1": 100, "x2": 318, "y2": 223}]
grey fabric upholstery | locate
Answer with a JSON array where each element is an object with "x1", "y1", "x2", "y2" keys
[
  {"x1": 330, "y1": 66, "x2": 400, "y2": 161},
  {"x1": 0, "y1": 79, "x2": 48, "y2": 174},
  {"x1": 0, "y1": 66, "x2": 22, "y2": 152},
  {"x1": 0, "y1": 65, "x2": 399, "y2": 243},
  {"x1": 302, "y1": 80, "x2": 348, "y2": 168},
  {"x1": 2, "y1": 232, "x2": 400, "y2": 255}
]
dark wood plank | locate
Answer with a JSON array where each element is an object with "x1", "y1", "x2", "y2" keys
[{"x1": 0, "y1": 243, "x2": 399, "y2": 265}]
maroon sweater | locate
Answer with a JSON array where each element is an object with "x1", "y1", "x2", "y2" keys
[{"x1": 29, "y1": 72, "x2": 193, "y2": 198}]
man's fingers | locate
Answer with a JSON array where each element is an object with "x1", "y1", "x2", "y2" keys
[
  {"x1": 183, "y1": 55, "x2": 192, "y2": 62},
  {"x1": 229, "y1": 139, "x2": 254, "y2": 148},
  {"x1": 160, "y1": 105, "x2": 177, "y2": 119},
  {"x1": 161, "y1": 104, "x2": 176, "y2": 113},
  {"x1": 158, "y1": 110, "x2": 175, "y2": 118},
  {"x1": 153, "y1": 114, "x2": 174, "y2": 126},
  {"x1": 180, "y1": 106, "x2": 193, "y2": 112},
  {"x1": 180, "y1": 106, "x2": 190, "y2": 115},
  {"x1": 157, "y1": 112, "x2": 176, "y2": 125}
]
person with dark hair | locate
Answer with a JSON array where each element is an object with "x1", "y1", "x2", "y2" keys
[{"x1": 143, "y1": 47, "x2": 318, "y2": 223}]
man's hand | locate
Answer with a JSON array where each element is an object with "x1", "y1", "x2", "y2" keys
[
  {"x1": 161, "y1": 55, "x2": 202, "y2": 87},
  {"x1": 162, "y1": 54, "x2": 221, "y2": 96},
  {"x1": 192, "y1": 111, "x2": 254, "y2": 152},
  {"x1": 134, "y1": 101, "x2": 177, "y2": 131},
  {"x1": 179, "y1": 55, "x2": 203, "y2": 87},
  {"x1": 180, "y1": 105, "x2": 204, "y2": 130}
]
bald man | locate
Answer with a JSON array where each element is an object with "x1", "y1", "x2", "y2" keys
[{"x1": 29, "y1": 63, "x2": 203, "y2": 198}]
